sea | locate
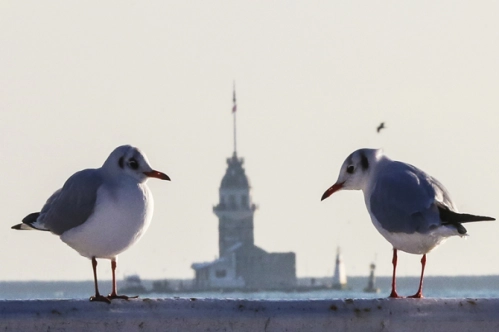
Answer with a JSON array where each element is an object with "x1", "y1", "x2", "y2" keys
[{"x1": 1, "y1": 276, "x2": 499, "y2": 301}]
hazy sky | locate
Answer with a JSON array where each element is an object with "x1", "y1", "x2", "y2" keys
[{"x1": 1, "y1": 1, "x2": 498, "y2": 282}]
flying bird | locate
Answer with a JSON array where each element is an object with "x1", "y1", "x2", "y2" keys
[
  {"x1": 377, "y1": 122, "x2": 385, "y2": 133},
  {"x1": 321, "y1": 148, "x2": 494, "y2": 298},
  {"x1": 12, "y1": 145, "x2": 170, "y2": 303}
]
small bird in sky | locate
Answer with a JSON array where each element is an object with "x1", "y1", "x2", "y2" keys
[
  {"x1": 12, "y1": 145, "x2": 170, "y2": 303},
  {"x1": 377, "y1": 122, "x2": 385, "y2": 133},
  {"x1": 321, "y1": 148, "x2": 494, "y2": 298}
]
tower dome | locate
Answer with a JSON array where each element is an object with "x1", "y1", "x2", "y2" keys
[
  {"x1": 214, "y1": 151, "x2": 255, "y2": 214},
  {"x1": 220, "y1": 153, "x2": 249, "y2": 189}
]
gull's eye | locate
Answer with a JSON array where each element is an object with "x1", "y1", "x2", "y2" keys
[
  {"x1": 128, "y1": 158, "x2": 139, "y2": 170},
  {"x1": 346, "y1": 165, "x2": 355, "y2": 174},
  {"x1": 118, "y1": 157, "x2": 124, "y2": 169}
]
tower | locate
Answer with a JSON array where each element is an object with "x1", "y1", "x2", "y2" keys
[
  {"x1": 364, "y1": 262, "x2": 380, "y2": 293},
  {"x1": 213, "y1": 84, "x2": 257, "y2": 256},
  {"x1": 191, "y1": 84, "x2": 296, "y2": 290},
  {"x1": 213, "y1": 153, "x2": 257, "y2": 256},
  {"x1": 332, "y1": 247, "x2": 348, "y2": 289}
]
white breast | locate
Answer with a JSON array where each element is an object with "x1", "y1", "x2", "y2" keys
[
  {"x1": 371, "y1": 214, "x2": 461, "y2": 254},
  {"x1": 60, "y1": 181, "x2": 153, "y2": 259}
]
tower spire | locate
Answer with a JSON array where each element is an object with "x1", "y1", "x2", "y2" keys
[{"x1": 232, "y1": 82, "x2": 237, "y2": 155}]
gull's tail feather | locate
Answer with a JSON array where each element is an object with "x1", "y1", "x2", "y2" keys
[
  {"x1": 11, "y1": 212, "x2": 49, "y2": 231},
  {"x1": 11, "y1": 223, "x2": 35, "y2": 230},
  {"x1": 438, "y1": 204, "x2": 495, "y2": 235}
]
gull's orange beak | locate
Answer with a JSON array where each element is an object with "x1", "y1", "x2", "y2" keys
[
  {"x1": 144, "y1": 170, "x2": 171, "y2": 181},
  {"x1": 321, "y1": 182, "x2": 343, "y2": 201}
]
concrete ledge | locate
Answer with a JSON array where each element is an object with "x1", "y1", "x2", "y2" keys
[{"x1": 0, "y1": 298, "x2": 498, "y2": 331}]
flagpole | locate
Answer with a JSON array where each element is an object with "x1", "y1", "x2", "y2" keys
[
  {"x1": 232, "y1": 82, "x2": 237, "y2": 155},
  {"x1": 233, "y1": 110, "x2": 237, "y2": 155}
]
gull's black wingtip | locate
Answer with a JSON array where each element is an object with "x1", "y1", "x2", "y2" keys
[
  {"x1": 11, "y1": 224, "x2": 23, "y2": 230},
  {"x1": 474, "y1": 215, "x2": 496, "y2": 221}
]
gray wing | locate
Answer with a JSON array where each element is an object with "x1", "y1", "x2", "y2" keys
[
  {"x1": 370, "y1": 162, "x2": 444, "y2": 234},
  {"x1": 35, "y1": 169, "x2": 103, "y2": 235},
  {"x1": 426, "y1": 174, "x2": 457, "y2": 211}
]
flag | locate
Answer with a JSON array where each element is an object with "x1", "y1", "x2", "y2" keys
[{"x1": 232, "y1": 86, "x2": 237, "y2": 113}]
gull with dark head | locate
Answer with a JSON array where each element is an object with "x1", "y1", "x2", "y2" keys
[
  {"x1": 12, "y1": 145, "x2": 170, "y2": 303},
  {"x1": 321, "y1": 148, "x2": 494, "y2": 298}
]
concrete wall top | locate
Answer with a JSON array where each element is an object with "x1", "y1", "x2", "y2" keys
[{"x1": 0, "y1": 297, "x2": 498, "y2": 331}]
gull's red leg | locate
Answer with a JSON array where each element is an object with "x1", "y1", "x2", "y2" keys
[
  {"x1": 409, "y1": 254, "x2": 426, "y2": 298},
  {"x1": 389, "y1": 248, "x2": 401, "y2": 298},
  {"x1": 108, "y1": 258, "x2": 137, "y2": 300},
  {"x1": 89, "y1": 257, "x2": 110, "y2": 303}
]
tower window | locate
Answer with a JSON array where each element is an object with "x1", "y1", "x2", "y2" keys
[
  {"x1": 229, "y1": 195, "x2": 236, "y2": 209},
  {"x1": 215, "y1": 270, "x2": 227, "y2": 278}
]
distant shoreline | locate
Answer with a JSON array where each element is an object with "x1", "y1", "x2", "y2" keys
[{"x1": 2, "y1": 275, "x2": 499, "y2": 300}]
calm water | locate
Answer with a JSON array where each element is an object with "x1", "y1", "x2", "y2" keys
[{"x1": 2, "y1": 276, "x2": 499, "y2": 300}]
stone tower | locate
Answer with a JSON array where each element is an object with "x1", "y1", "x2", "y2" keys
[
  {"x1": 213, "y1": 152, "x2": 257, "y2": 257},
  {"x1": 191, "y1": 85, "x2": 296, "y2": 290}
]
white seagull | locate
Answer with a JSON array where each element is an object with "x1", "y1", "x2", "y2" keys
[
  {"x1": 12, "y1": 145, "x2": 170, "y2": 303},
  {"x1": 321, "y1": 148, "x2": 494, "y2": 298}
]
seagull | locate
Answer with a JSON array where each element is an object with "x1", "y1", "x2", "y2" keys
[
  {"x1": 12, "y1": 145, "x2": 170, "y2": 303},
  {"x1": 321, "y1": 148, "x2": 494, "y2": 298},
  {"x1": 377, "y1": 122, "x2": 385, "y2": 133}
]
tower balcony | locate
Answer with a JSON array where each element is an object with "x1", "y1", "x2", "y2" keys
[
  {"x1": 213, "y1": 203, "x2": 257, "y2": 220},
  {"x1": 213, "y1": 202, "x2": 257, "y2": 213}
]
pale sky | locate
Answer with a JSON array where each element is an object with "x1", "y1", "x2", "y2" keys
[{"x1": 1, "y1": 1, "x2": 498, "y2": 281}]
